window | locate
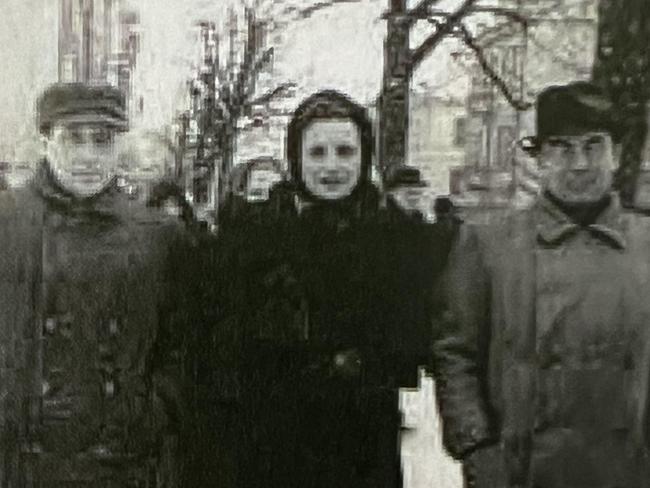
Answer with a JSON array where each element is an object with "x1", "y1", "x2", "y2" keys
[
  {"x1": 454, "y1": 117, "x2": 467, "y2": 147},
  {"x1": 308, "y1": 145, "x2": 326, "y2": 158}
]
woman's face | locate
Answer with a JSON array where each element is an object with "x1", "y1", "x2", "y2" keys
[{"x1": 301, "y1": 118, "x2": 362, "y2": 200}]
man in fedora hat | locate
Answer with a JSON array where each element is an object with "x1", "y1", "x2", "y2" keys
[
  {"x1": 432, "y1": 81, "x2": 650, "y2": 488},
  {"x1": 383, "y1": 164, "x2": 431, "y2": 222},
  {"x1": 0, "y1": 83, "x2": 195, "y2": 487}
]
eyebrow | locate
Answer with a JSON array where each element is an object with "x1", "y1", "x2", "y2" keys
[{"x1": 585, "y1": 135, "x2": 605, "y2": 144}]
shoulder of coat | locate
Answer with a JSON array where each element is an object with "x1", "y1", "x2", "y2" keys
[
  {"x1": 454, "y1": 206, "x2": 532, "y2": 253},
  {"x1": 620, "y1": 209, "x2": 650, "y2": 248}
]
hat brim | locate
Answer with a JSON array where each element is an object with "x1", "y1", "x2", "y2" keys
[
  {"x1": 518, "y1": 136, "x2": 540, "y2": 157},
  {"x1": 45, "y1": 113, "x2": 129, "y2": 132}
]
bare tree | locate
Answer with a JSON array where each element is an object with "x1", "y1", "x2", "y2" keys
[
  {"x1": 379, "y1": 0, "x2": 480, "y2": 174},
  {"x1": 593, "y1": 0, "x2": 650, "y2": 206}
]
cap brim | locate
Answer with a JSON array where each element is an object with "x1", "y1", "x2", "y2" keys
[{"x1": 55, "y1": 113, "x2": 128, "y2": 130}]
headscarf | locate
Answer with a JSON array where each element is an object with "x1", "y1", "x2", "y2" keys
[{"x1": 286, "y1": 90, "x2": 375, "y2": 210}]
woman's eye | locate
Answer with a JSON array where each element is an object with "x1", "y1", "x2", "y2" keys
[
  {"x1": 309, "y1": 146, "x2": 326, "y2": 158},
  {"x1": 336, "y1": 145, "x2": 356, "y2": 157}
]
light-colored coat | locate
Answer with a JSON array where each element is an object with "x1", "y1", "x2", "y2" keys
[{"x1": 434, "y1": 194, "x2": 650, "y2": 488}]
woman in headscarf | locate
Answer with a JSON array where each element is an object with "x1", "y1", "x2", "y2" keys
[
  {"x1": 209, "y1": 90, "x2": 442, "y2": 488},
  {"x1": 217, "y1": 90, "x2": 403, "y2": 488}
]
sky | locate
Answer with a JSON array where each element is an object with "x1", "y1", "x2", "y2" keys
[
  {"x1": 0, "y1": 0, "x2": 472, "y2": 162},
  {"x1": 0, "y1": 0, "x2": 58, "y2": 161}
]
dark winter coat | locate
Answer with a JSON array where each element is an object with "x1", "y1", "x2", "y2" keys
[
  {"x1": 0, "y1": 162, "x2": 194, "y2": 487},
  {"x1": 205, "y1": 183, "x2": 450, "y2": 488}
]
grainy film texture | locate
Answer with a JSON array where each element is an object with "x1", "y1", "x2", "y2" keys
[{"x1": 1, "y1": 1, "x2": 650, "y2": 487}]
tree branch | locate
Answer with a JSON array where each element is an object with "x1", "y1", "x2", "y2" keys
[
  {"x1": 298, "y1": 0, "x2": 361, "y2": 19},
  {"x1": 456, "y1": 22, "x2": 532, "y2": 111},
  {"x1": 405, "y1": 0, "x2": 442, "y2": 27},
  {"x1": 247, "y1": 81, "x2": 297, "y2": 106},
  {"x1": 410, "y1": 0, "x2": 479, "y2": 70},
  {"x1": 273, "y1": 0, "x2": 362, "y2": 21}
]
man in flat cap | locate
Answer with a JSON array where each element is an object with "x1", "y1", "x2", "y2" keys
[
  {"x1": 0, "y1": 83, "x2": 194, "y2": 487},
  {"x1": 432, "y1": 81, "x2": 650, "y2": 488}
]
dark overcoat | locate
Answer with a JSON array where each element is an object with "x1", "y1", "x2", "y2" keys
[
  {"x1": 0, "y1": 162, "x2": 193, "y2": 487},
  {"x1": 205, "y1": 183, "x2": 451, "y2": 488},
  {"x1": 433, "y1": 194, "x2": 650, "y2": 488}
]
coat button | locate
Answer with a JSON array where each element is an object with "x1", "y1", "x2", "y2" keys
[
  {"x1": 44, "y1": 317, "x2": 57, "y2": 334},
  {"x1": 108, "y1": 318, "x2": 119, "y2": 336},
  {"x1": 333, "y1": 349, "x2": 362, "y2": 378},
  {"x1": 105, "y1": 379, "x2": 115, "y2": 398}
]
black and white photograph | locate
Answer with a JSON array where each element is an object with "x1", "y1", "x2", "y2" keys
[{"x1": 1, "y1": 1, "x2": 649, "y2": 487}]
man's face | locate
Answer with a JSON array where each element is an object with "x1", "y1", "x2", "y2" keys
[
  {"x1": 246, "y1": 168, "x2": 282, "y2": 202},
  {"x1": 301, "y1": 118, "x2": 362, "y2": 200},
  {"x1": 387, "y1": 186, "x2": 430, "y2": 215},
  {"x1": 538, "y1": 131, "x2": 616, "y2": 204},
  {"x1": 47, "y1": 123, "x2": 117, "y2": 196}
]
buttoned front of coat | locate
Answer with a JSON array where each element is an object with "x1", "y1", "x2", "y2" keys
[
  {"x1": 0, "y1": 163, "x2": 191, "y2": 487},
  {"x1": 434, "y1": 195, "x2": 650, "y2": 488}
]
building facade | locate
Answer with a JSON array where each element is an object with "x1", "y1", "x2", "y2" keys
[
  {"x1": 58, "y1": 0, "x2": 121, "y2": 84},
  {"x1": 407, "y1": 91, "x2": 467, "y2": 195},
  {"x1": 58, "y1": 0, "x2": 141, "y2": 114},
  {"x1": 455, "y1": 0, "x2": 599, "y2": 205}
]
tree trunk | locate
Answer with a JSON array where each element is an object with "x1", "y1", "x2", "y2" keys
[
  {"x1": 379, "y1": 0, "x2": 410, "y2": 173},
  {"x1": 593, "y1": 0, "x2": 650, "y2": 206}
]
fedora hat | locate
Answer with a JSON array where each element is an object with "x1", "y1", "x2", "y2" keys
[{"x1": 519, "y1": 82, "x2": 620, "y2": 156}]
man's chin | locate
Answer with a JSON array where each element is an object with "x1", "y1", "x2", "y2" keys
[
  {"x1": 547, "y1": 188, "x2": 610, "y2": 205},
  {"x1": 58, "y1": 179, "x2": 113, "y2": 197},
  {"x1": 306, "y1": 184, "x2": 354, "y2": 200}
]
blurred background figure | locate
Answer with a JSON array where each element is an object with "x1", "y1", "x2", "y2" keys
[
  {"x1": 384, "y1": 165, "x2": 431, "y2": 223},
  {"x1": 433, "y1": 196, "x2": 462, "y2": 232},
  {"x1": 219, "y1": 156, "x2": 285, "y2": 230},
  {"x1": 246, "y1": 157, "x2": 284, "y2": 203}
]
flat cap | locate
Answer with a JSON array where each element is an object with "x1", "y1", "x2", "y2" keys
[{"x1": 37, "y1": 83, "x2": 128, "y2": 135}]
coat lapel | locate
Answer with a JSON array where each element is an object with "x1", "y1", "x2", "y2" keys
[{"x1": 536, "y1": 194, "x2": 627, "y2": 250}]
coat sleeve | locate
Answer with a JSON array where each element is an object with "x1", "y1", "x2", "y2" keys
[{"x1": 432, "y1": 223, "x2": 497, "y2": 460}]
